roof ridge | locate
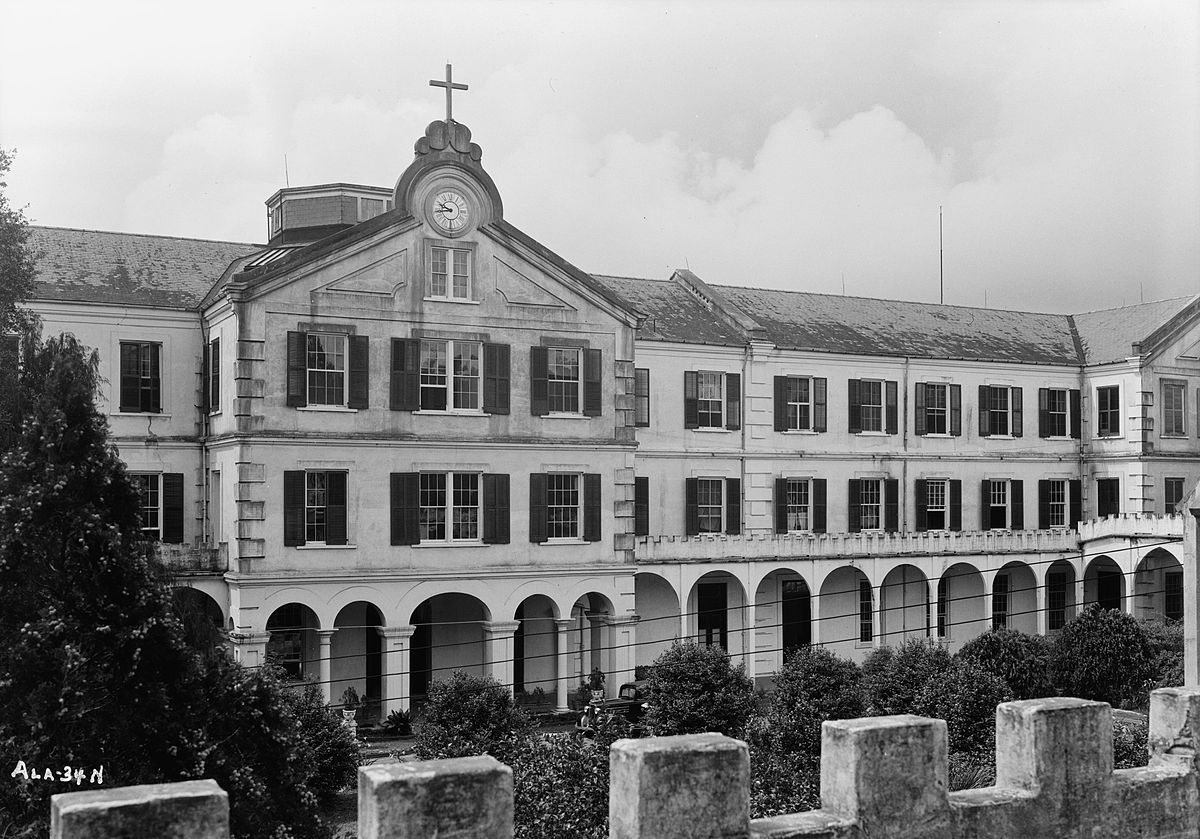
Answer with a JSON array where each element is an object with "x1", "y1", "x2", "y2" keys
[
  {"x1": 1069, "y1": 294, "x2": 1196, "y2": 317},
  {"x1": 31, "y1": 224, "x2": 261, "y2": 249}
]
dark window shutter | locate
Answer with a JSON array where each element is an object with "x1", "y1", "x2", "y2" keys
[
  {"x1": 147, "y1": 344, "x2": 161, "y2": 413},
  {"x1": 583, "y1": 349, "x2": 602, "y2": 417},
  {"x1": 530, "y1": 347, "x2": 549, "y2": 416},
  {"x1": 210, "y1": 338, "x2": 220, "y2": 413},
  {"x1": 884, "y1": 479, "x2": 899, "y2": 532},
  {"x1": 162, "y1": 473, "x2": 185, "y2": 544},
  {"x1": 583, "y1": 473, "x2": 602, "y2": 541},
  {"x1": 1010, "y1": 480, "x2": 1024, "y2": 530},
  {"x1": 389, "y1": 338, "x2": 420, "y2": 411},
  {"x1": 1038, "y1": 388, "x2": 1050, "y2": 438},
  {"x1": 1070, "y1": 389, "x2": 1082, "y2": 439},
  {"x1": 914, "y1": 383, "x2": 926, "y2": 436},
  {"x1": 848, "y1": 379, "x2": 861, "y2": 434},
  {"x1": 685, "y1": 478, "x2": 700, "y2": 535},
  {"x1": 812, "y1": 479, "x2": 827, "y2": 533},
  {"x1": 725, "y1": 478, "x2": 741, "y2": 535},
  {"x1": 774, "y1": 477, "x2": 789, "y2": 533},
  {"x1": 483, "y1": 343, "x2": 511, "y2": 415},
  {"x1": 284, "y1": 470, "x2": 306, "y2": 546},
  {"x1": 325, "y1": 471, "x2": 348, "y2": 545},
  {"x1": 483, "y1": 473, "x2": 510, "y2": 544},
  {"x1": 634, "y1": 476, "x2": 649, "y2": 537},
  {"x1": 1069, "y1": 480, "x2": 1082, "y2": 527},
  {"x1": 774, "y1": 377, "x2": 787, "y2": 432},
  {"x1": 683, "y1": 371, "x2": 699, "y2": 429},
  {"x1": 978, "y1": 386, "x2": 990, "y2": 437},
  {"x1": 202, "y1": 340, "x2": 211, "y2": 414},
  {"x1": 347, "y1": 335, "x2": 370, "y2": 409},
  {"x1": 848, "y1": 479, "x2": 861, "y2": 533},
  {"x1": 1038, "y1": 480, "x2": 1051, "y2": 530},
  {"x1": 1011, "y1": 387, "x2": 1023, "y2": 437},
  {"x1": 390, "y1": 472, "x2": 420, "y2": 546},
  {"x1": 287, "y1": 331, "x2": 307, "y2": 407},
  {"x1": 120, "y1": 342, "x2": 140, "y2": 411},
  {"x1": 529, "y1": 473, "x2": 548, "y2": 543},
  {"x1": 981, "y1": 480, "x2": 991, "y2": 530},
  {"x1": 885, "y1": 381, "x2": 898, "y2": 435},
  {"x1": 633, "y1": 368, "x2": 650, "y2": 428},
  {"x1": 950, "y1": 385, "x2": 962, "y2": 436},
  {"x1": 813, "y1": 378, "x2": 827, "y2": 432},
  {"x1": 949, "y1": 480, "x2": 962, "y2": 531},
  {"x1": 725, "y1": 374, "x2": 741, "y2": 431},
  {"x1": 914, "y1": 478, "x2": 927, "y2": 531}
]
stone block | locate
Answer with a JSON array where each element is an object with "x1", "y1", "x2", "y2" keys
[
  {"x1": 609, "y1": 733, "x2": 749, "y2": 839},
  {"x1": 51, "y1": 779, "x2": 228, "y2": 839},
  {"x1": 1148, "y1": 686, "x2": 1200, "y2": 768},
  {"x1": 820, "y1": 714, "x2": 948, "y2": 838},
  {"x1": 358, "y1": 756, "x2": 513, "y2": 839}
]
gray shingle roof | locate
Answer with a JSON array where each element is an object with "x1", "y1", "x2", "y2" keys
[
  {"x1": 1072, "y1": 297, "x2": 1195, "y2": 365},
  {"x1": 589, "y1": 275, "x2": 748, "y2": 346},
  {"x1": 29, "y1": 227, "x2": 260, "y2": 309}
]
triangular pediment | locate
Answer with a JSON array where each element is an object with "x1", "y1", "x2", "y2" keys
[
  {"x1": 315, "y1": 247, "x2": 408, "y2": 296},
  {"x1": 491, "y1": 255, "x2": 573, "y2": 309}
]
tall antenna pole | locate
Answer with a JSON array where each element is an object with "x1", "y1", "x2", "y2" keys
[
  {"x1": 284, "y1": 154, "x2": 290, "y2": 188},
  {"x1": 939, "y1": 205, "x2": 944, "y2": 305}
]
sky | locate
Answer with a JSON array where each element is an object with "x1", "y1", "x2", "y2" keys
[{"x1": 1, "y1": 0, "x2": 1197, "y2": 313}]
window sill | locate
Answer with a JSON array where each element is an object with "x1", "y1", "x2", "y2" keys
[
  {"x1": 295, "y1": 543, "x2": 357, "y2": 550},
  {"x1": 541, "y1": 538, "x2": 587, "y2": 545},
  {"x1": 414, "y1": 409, "x2": 487, "y2": 417},
  {"x1": 855, "y1": 430, "x2": 889, "y2": 437},
  {"x1": 692, "y1": 427, "x2": 734, "y2": 433},
  {"x1": 1161, "y1": 434, "x2": 1188, "y2": 439},
  {"x1": 423, "y1": 297, "x2": 481, "y2": 305},
  {"x1": 297, "y1": 405, "x2": 358, "y2": 413},
  {"x1": 983, "y1": 434, "x2": 1015, "y2": 440},
  {"x1": 922, "y1": 433, "x2": 953, "y2": 439},
  {"x1": 209, "y1": 410, "x2": 222, "y2": 417},
  {"x1": 545, "y1": 413, "x2": 589, "y2": 420},
  {"x1": 782, "y1": 429, "x2": 820, "y2": 435},
  {"x1": 855, "y1": 640, "x2": 874, "y2": 649},
  {"x1": 414, "y1": 541, "x2": 487, "y2": 548},
  {"x1": 114, "y1": 411, "x2": 170, "y2": 418}
]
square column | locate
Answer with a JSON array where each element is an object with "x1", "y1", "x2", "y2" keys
[
  {"x1": 554, "y1": 618, "x2": 575, "y2": 712},
  {"x1": 229, "y1": 631, "x2": 271, "y2": 668},
  {"x1": 483, "y1": 620, "x2": 521, "y2": 696},
  {"x1": 377, "y1": 625, "x2": 416, "y2": 715},
  {"x1": 609, "y1": 615, "x2": 640, "y2": 689},
  {"x1": 316, "y1": 629, "x2": 336, "y2": 704}
]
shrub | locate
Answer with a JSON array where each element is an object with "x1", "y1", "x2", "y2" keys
[
  {"x1": 1141, "y1": 619, "x2": 1184, "y2": 690},
  {"x1": 948, "y1": 752, "x2": 996, "y2": 791},
  {"x1": 1050, "y1": 606, "x2": 1153, "y2": 707},
  {"x1": 415, "y1": 671, "x2": 532, "y2": 764},
  {"x1": 766, "y1": 645, "x2": 863, "y2": 755},
  {"x1": 913, "y1": 658, "x2": 1010, "y2": 755},
  {"x1": 1113, "y1": 716, "x2": 1148, "y2": 769},
  {"x1": 861, "y1": 638, "x2": 952, "y2": 716},
  {"x1": 383, "y1": 708, "x2": 414, "y2": 736},
  {"x1": 745, "y1": 717, "x2": 821, "y2": 819},
  {"x1": 642, "y1": 641, "x2": 755, "y2": 737},
  {"x1": 956, "y1": 629, "x2": 1054, "y2": 699}
]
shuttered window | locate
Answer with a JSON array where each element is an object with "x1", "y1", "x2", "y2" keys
[
  {"x1": 774, "y1": 376, "x2": 826, "y2": 432},
  {"x1": 1097, "y1": 386, "x2": 1120, "y2": 437},
  {"x1": 207, "y1": 338, "x2": 220, "y2": 414},
  {"x1": 529, "y1": 473, "x2": 601, "y2": 542},
  {"x1": 301, "y1": 471, "x2": 347, "y2": 545},
  {"x1": 634, "y1": 476, "x2": 649, "y2": 536},
  {"x1": 119, "y1": 341, "x2": 161, "y2": 413},
  {"x1": 633, "y1": 368, "x2": 650, "y2": 427}
]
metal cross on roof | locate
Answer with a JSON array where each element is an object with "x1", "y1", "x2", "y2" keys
[{"x1": 429, "y1": 63, "x2": 468, "y2": 123}]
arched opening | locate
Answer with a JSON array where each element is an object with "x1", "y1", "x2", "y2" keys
[
  {"x1": 569, "y1": 592, "x2": 615, "y2": 696},
  {"x1": 935, "y1": 563, "x2": 985, "y2": 648},
  {"x1": 512, "y1": 594, "x2": 558, "y2": 707},
  {"x1": 992, "y1": 562, "x2": 1037, "y2": 634},
  {"x1": 634, "y1": 573, "x2": 680, "y2": 669},
  {"x1": 754, "y1": 569, "x2": 811, "y2": 675},
  {"x1": 685, "y1": 572, "x2": 748, "y2": 657},
  {"x1": 1084, "y1": 555, "x2": 1125, "y2": 612},
  {"x1": 880, "y1": 564, "x2": 930, "y2": 646},
  {"x1": 818, "y1": 566, "x2": 873, "y2": 661},
  {"x1": 1133, "y1": 549, "x2": 1184, "y2": 622},
  {"x1": 265, "y1": 602, "x2": 320, "y2": 682},
  {"x1": 332, "y1": 601, "x2": 384, "y2": 721},
  {"x1": 172, "y1": 587, "x2": 225, "y2": 650},
  {"x1": 1045, "y1": 559, "x2": 1078, "y2": 632},
  {"x1": 408, "y1": 593, "x2": 491, "y2": 701}
]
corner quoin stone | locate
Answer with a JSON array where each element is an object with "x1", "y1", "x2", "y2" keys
[
  {"x1": 609, "y1": 732, "x2": 750, "y2": 839},
  {"x1": 50, "y1": 779, "x2": 229, "y2": 839},
  {"x1": 358, "y1": 755, "x2": 513, "y2": 839}
]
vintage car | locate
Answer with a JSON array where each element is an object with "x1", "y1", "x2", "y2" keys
[{"x1": 576, "y1": 681, "x2": 648, "y2": 737}]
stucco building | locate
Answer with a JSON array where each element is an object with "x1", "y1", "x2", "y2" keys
[{"x1": 20, "y1": 115, "x2": 1191, "y2": 717}]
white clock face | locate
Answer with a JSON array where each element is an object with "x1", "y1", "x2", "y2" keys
[{"x1": 432, "y1": 190, "x2": 470, "y2": 232}]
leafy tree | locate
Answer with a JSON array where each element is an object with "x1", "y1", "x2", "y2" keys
[
  {"x1": 0, "y1": 147, "x2": 37, "y2": 335},
  {"x1": 414, "y1": 671, "x2": 533, "y2": 764},
  {"x1": 642, "y1": 641, "x2": 755, "y2": 737},
  {"x1": 956, "y1": 629, "x2": 1054, "y2": 699},
  {"x1": 860, "y1": 638, "x2": 952, "y2": 716},
  {"x1": 912, "y1": 658, "x2": 1010, "y2": 755},
  {"x1": 1049, "y1": 606, "x2": 1153, "y2": 708},
  {"x1": 1141, "y1": 618, "x2": 1183, "y2": 690},
  {"x1": 765, "y1": 645, "x2": 863, "y2": 755}
]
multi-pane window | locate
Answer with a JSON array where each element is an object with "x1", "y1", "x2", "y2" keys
[
  {"x1": 1097, "y1": 477, "x2": 1120, "y2": 518},
  {"x1": 697, "y1": 372, "x2": 724, "y2": 428},
  {"x1": 548, "y1": 347, "x2": 582, "y2": 413},
  {"x1": 430, "y1": 246, "x2": 471, "y2": 299},
  {"x1": 987, "y1": 480, "x2": 1009, "y2": 529},
  {"x1": 1162, "y1": 381, "x2": 1186, "y2": 436},
  {"x1": 1046, "y1": 388, "x2": 1068, "y2": 437},
  {"x1": 1047, "y1": 571, "x2": 1068, "y2": 631},
  {"x1": 1165, "y1": 477, "x2": 1185, "y2": 513},
  {"x1": 547, "y1": 473, "x2": 581, "y2": 539},
  {"x1": 119, "y1": 341, "x2": 162, "y2": 413},
  {"x1": 859, "y1": 479, "x2": 882, "y2": 531},
  {"x1": 924, "y1": 383, "x2": 948, "y2": 434},
  {"x1": 858, "y1": 580, "x2": 873, "y2": 643},
  {"x1": 1165, "y1": 571, "x2": 1184, "y2": 621},
  {"x1": 992, "y1": 573, "x2": 1010, "y2": 630},
  {"x1": 268, "y1": 604, "x2": 305, "y2": 680},
  {"x1": 132, "y1": 474, "x2": 160, "y2": 538},
  {"x1": 1046, "y1": 480, "x2": 1067, "y2": 528},
  {"x1": 784, "y1": 377, "x2": 813, "y2": 431},
  {"x1": 633, "y1": 368, "x2": 650, "y2": 427},
  {"x1": 986, "y1": 386, "x2": 1010, "y2": 436},
  {"x1": 697, "y1": 478, "x2": 724, "y2": 533},
  {"x1": 419, "y1": 339, "x2": 481, "y2": 411},
  {"x1": 1097, "y1": 386, "x2": 1120, "y2": 437},
  {"x1": 860, "y1": 380, "x2": 883, "y2": 432},
  {"x1": 936, "y1": 577, "x2": 949, "y2": 638},
  {"x1": 306, "y1": 334, "x2": 346, "y2": 406},
  {"x1": 784, "y1": 478, "x2": 811, "y2": 532},
  {"x1": 925, "y1": 480, "x2": 948, "y2": 530},
  {"x1": 419, "y1": 473, "x2": 480, "y2": 542}
]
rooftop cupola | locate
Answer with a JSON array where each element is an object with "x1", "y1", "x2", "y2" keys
[{"x1": 263, "y1": 183, "x2": 394, "y2": 246}]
